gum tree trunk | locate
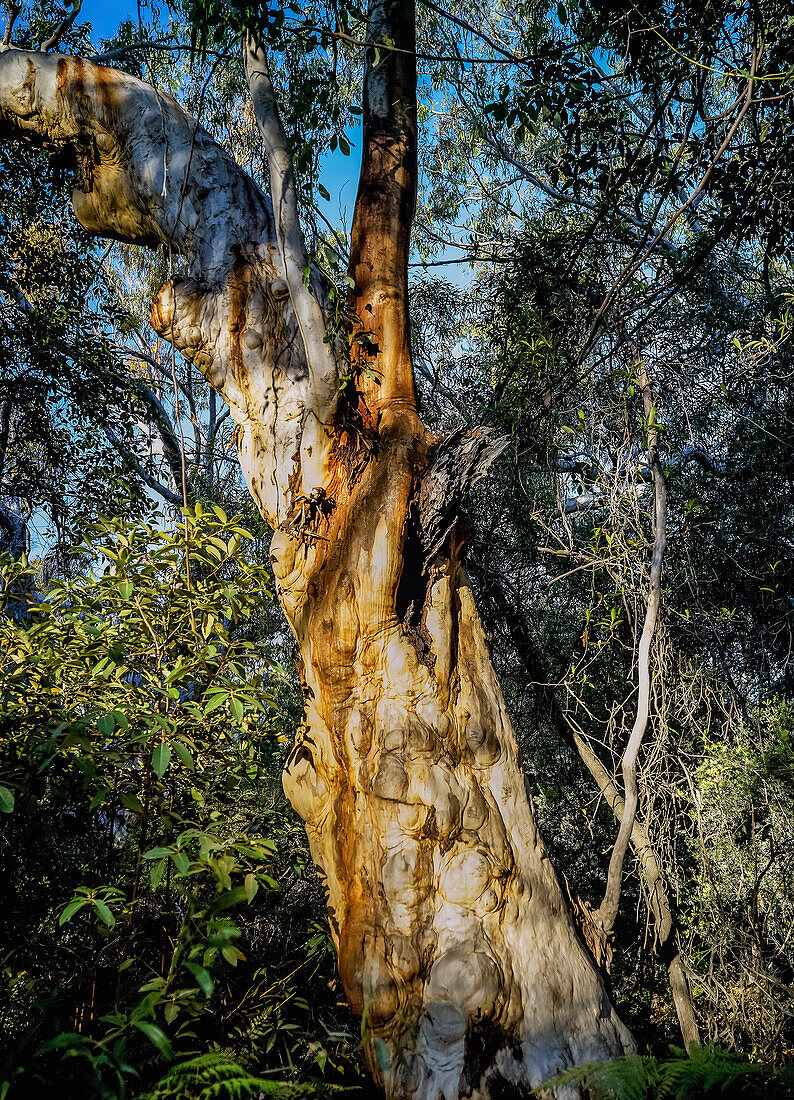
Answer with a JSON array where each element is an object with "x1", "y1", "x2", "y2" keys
[{"x1": 0, "y1": 9, "x2": 632, "y2": 1095}]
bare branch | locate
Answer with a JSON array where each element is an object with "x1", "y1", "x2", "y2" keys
[
  {"x1": 131, "y1": 381, "x2": 193, "y2": 498},
  {"x1": 40, "y1": 0, "x2": 83, "y2": 54},
  {"x1": 90, "y1": 41, "x2": 230, "y2": 64},
  {"x1": 597, "y1": 338, "x2": 668, "y2": 935},
  {"x1": 0, "y1": 0, "x2": 20, "y2": 52},
  {"x1": 243, "y1": 32, "x2": 338, "y2": 425},
  {"x1": 105, "y1": 430, "x2": 183, "y2": 507}
]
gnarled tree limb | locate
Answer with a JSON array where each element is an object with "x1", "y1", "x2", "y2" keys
[{"x1": 0, "y1": 48, "x2": 336, "y2": 526}]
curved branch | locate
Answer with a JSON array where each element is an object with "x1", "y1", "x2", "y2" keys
[
  {"x1": 40, "y1": 0, "x2": 82, "y2": 53},
  {"x1": 597, "y1": 345, "x2": 667, "y2": 935},
  {"x1": 131, "y1": 381, "x2": 193, "y2": 498},
  {"x1": 105, "y1": 430, "x2": 183, "y2": 506},
  {"x1": 0, "y1": 50, "x2": 273, "y2": 278}
]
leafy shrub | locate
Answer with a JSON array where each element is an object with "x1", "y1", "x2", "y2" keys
[{"x1": 0, "y1": 511, "x2": 355, "y2": 1098}]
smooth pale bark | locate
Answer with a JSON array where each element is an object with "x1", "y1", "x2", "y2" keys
[{"x1": 0, "y1": 43, "x2": 633, "y2": 1098}]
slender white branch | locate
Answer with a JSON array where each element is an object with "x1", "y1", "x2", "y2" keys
[
  {"x1": 131, "y1": 381, "x2": 192, "y2": 496},
  {"x1": 40, "y1": 0, "x2": 82, "y2": 53},
  {"x1": 0, "y1": 0, "x2": 20, "y2": 52},
  {"x1": 243, "y1": 32, "x2": 338, "y2": 428},
  {"x1": 597, "y1": 351, "x2": 667, "y2": 935}
]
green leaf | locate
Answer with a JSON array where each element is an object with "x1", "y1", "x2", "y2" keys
[
  {"x1": 0, "y1": 786, "x2": 15, "y2": 813},
  {"x1": 152, "y1": 741, "x2": 171, "y2": 779},
  {"x1": 244, "y1": 872, "x2": 258, "y2": 902},
  {"x1": 36, "y1": 1032, "x2": 85, "y2": 1053},
  {"x1": 59, "y1": 899, "x2": 88, "y2": 925},
  {"x1": 221, "y1": 945, "x2": 239, "y2": 966},
  {"x1": 318, "y1": 182, "x2": 330, "y2": 200},
  {"x1": 172, "y1": 740, "x2": 194, "y2": 771},
  {"x1": 120, "y1": 792, "x2": 144, "y2": 815},
  {"x1": 230, "y1": 696, "x2": 244, "y2": 723},
  {"x1": 172, "y1": 850, "x2": 191, "y2": 876},
  {"x1": 89, "y1": 788, "x2": 110, "y2": 811},
  {"x1": 150, "y1": 857, "x2": 167, "y2": 889},
  {"x1": 93, "y1": 899, "x2": 115, "y2": 928},
  {"x1": 184, "y1": 961, "x2": 214, "y2": 998},
  {"x1": 210, "y1": 885, "x2": 249, "y2": 913},
  {"x1": 202, "y1": 690, "x2": 228, "y2": 715},
  {"x1": 133, "y1": 1020, "x2": 172, "y2": 1057}
]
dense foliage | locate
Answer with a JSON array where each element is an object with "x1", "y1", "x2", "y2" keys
[{"x1": 0, "y1": 514, "x2": 361, "y2": 1097}]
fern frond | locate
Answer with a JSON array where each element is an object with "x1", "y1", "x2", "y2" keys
[
  {"x1": 138, "y1": 1051, "x2": 361, "y2": 1100},
  {"x1": 536, "y1": 1053, "x2": 658, "y2": 1100},
  {"x1": 537, "y1": 1045, "x2": 794, "y2": 1100},
  {"x1": 657, "y1": 1044, "x2": 765, "y2": 1099}
]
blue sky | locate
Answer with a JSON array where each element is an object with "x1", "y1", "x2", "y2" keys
[{"x1": 79, "y1": 0, "x2": 140, "y2": 44}]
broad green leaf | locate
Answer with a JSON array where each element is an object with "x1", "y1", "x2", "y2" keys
[
  {"x1": 0, "y1": 786, "x2": 15, "y2": 813},
  {"x1": 172, "y1": 740, "x2": 194, "y2": 771},
  {"x1": 120, "y1": 792, "x2": 145, "y2": 815},
  {"x1": 172, "y1": 850, "x2": 190, "y2": 876},
  {"x1": 97, "y1": 714, "x2": 115, "y2": 736},
  {"x1": 152, "y1": 741, "x2": 171, "y2": 779},
  {"x1": 202, "y1": 691, "x2": 228, "y2": 714},
  {"x1": 59, "y1": 899, "x2": 88, "y2": 925},
  {"x1": 133, "y1": 1021, "x2": 172, "y2": 1056},
  {"x1": 184, "y1": 960, "x2": 214, "y2": 998},
  {"x1": 37, "y1": 1032, "x2": 85, "y2": 1053},
  {"x1": 93, "y1": 899, "x2": 115, "y2": 928},
  {"x1": 150, "y1": 857, "x2": 167, "y2": 889}
]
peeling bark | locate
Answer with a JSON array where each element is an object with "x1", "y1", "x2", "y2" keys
[{"x1": 0, "y1": 36, "x2": 633, "y2": 1099}]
